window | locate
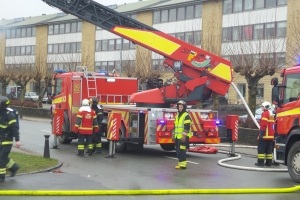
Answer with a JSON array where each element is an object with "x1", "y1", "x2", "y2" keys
[
  {"x1": 195, "y1": 4, "x2": 202, "y2": 18},
  {"x1": 237, "y1": 83, "x2": 246, "y2": 98},
  {"x1": 253, "y1": 24, "x2": 264, "y2": 39},
  {"x1": 153, "y1": 11, "x2": 161, "y2": 23},
  {"x1": 176, "y1": 32, "x2": 185, "y2": 41},
  {"x1": 177, "y1": 7, "x2": 185, "y2": 20},
  {"x1": 234, "y1": 0, "x2": 243, "y2": 12},
  {"x1": 11, "y1": 29, "x2": 16, "y2": 38},
  {"x1": 108, "y1": 61, "x2": 114, "y2": 72},
  {"x1": 116, "y1": 39, "x2": 122, "y2": 50},
  {"x1": 169, "y1": 8, "x2": 176, "y2": 21},
  {"x1": 53, "y1": 44, "x2": 59, "y2": 54},
  {"x1": 266, "y1": 0, "x2": 276, "y2": 8},
  {"x1": 256, "y1": 84, "x2": 264, "y2": 99},
  {"x1": 59, "y1": 24, "x2": 65, "y2": 34},
  {"x1": 71, "y1": 22, "x2": 77, "y2": 33},
  {"x1": 53, "y1": 24, "x2": 59, "y2": 34},
  {"x1": 277, "y1": 21, "x2": 286, "y2": 37},
  {"x1": 77, "y1": 22, "x2": 82, "y2": 32},
  {"x1": 48, "y1": 45, "x2": 53, "y2": 54},
  {"x1": 194, "y1": 31, "x2": 201, "y2": 45},
  {"x1": 26, "y1": 46, "x2": 31, "y2": 55},
  {"x1": 102, "y1": 40, "x2": 108, "y2": 51},
  {"x1": 26, "y1": 27, "x2": 32, "y2": 37},
  {"x1": 186, "y1": 6, "x2": 194, "y2": 19},
  {"x1": 96, "y1": 41, "x2": 101, "y2": 51},
  {"x1": 5, "y1": 47, "x2": 10, "y2": 56},
  {"x1": 130, "y1": 14, "x2": 136, "y2": 20},
  {"x1": 55, "y1": 78, "x2": 62, "y2": 95},
  {"x1": 10, "y1": 47, "x2": 15, "y2": 56},
  {"x1": 16, "y1": 46, "x2": 21, "y2": 56},
  {"x1": 254, "y1": 0, "x2": 264, "y2": 9},
  {"x1": 77, "y1": 42, "x2": 81, "y2": 53},
  {"x1": 71, "y1": 43, "x2": 77, "y2": 53},
  {"x1": 243, "y1": 25, "x2": 253, "y2": 40},
  {"x1": 222, "y1": 27, "x2": 231, "y2": 41},
  {"x1": 65, "y1": 43, "x2": 71, "y2": 53},
  {"x1": 185, "y1": 32, "x2": 193, "y2": 44},
  {"x1": 283, "y1": 74, "x2": 300, "y2": 104},
  {"x1": 95, "y1": 62, "x2": 101, "y2": 71},
  {"x1": 108, "y1": 39, "x2": 115, "y2": 51},
  {"x1": 152, "y1": 59, "x2": 159, "y2": 70},
  {"x1": 6, "y1": 30, "x2": 11, "y2": 39},
  {"x1": 161, "y1": 10, "x2": 168, "y2": 23},
  {"x1": 65, "y1": 23, "x2": 71, "y2": 33},
  {"x1": 232, "y1": 27, "x2": 242, "y2": 41},
  {"x1": 277, "y1": 0, "x2": 287, "y2": 5},
  {"x1": 21, "y1": 46, "x2": 26, "y2": 55},
  {"x1": 244, "y1": 0, "x2": 254, "y2": 10},
  {"x1": 265, "y1": 23, "x2": 275, "y2": 38},
  {"x1": 48, "y1": 25, "x2": 53, "y2": 35},
  {"x1": 59, "y1": 43, "x2": 64, "y2": 53},
  {"x1": 21, "y1": 28, "x2": 26, "y2": 37},
  {"x1": 16, "y1": 29, "x2": 21, "y2": 38},
  {"x1": 130, "y1": 41, "x2": 136, "y2": 49},
  {"x1": 223, "y1": 0, "x2": 233, "y2": 13},
  {"x1": 123, "y1": 39, "x2": 129, "y2": 50},
  {"x1": 32, "y1": 27, "x2": 36, "y2": 36},
  {"x1": 276, "y1": 52, "x2": 286, "y2": 68},
  {"x1": 101, "y1": 62, "x2": 108, "y2": 71}
]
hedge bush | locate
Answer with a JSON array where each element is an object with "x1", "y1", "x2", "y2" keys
[{"x1": 10, "y1": 100, "x2": 39, "y2": 108}]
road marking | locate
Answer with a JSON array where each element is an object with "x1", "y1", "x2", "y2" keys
[
  {"x1": 164, "y1": 156, "x2": 199, "y2": 164},
  {"x1": 41, "y1": 130, "x2": 51, "y2": 133}
]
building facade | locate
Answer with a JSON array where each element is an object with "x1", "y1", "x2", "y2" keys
[{"x1": 0, "y1": 0, "x2": 298, "y2": 104}]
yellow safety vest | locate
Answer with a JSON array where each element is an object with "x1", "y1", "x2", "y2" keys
[{"x1": 174, "y1": 112, "x2": 192, "y2": 139}]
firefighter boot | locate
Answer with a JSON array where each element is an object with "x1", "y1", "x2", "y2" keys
[
  {"x1": 255, "y1": 159, "x2": 264, "y2": 167},
  {"x1": 94, "y1": 147, "x2": 102, "y2": 154},
  {"x1": 0, "y1": 175, "x2": 4, "y2": 183},
  {"x1": 265, "y1": 159, "x2": 272, "y2": 167},
  {"x1": 9, "y1": 163, "x2": 19, "y2": 177}
]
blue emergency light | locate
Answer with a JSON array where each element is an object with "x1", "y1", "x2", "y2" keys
[
  {"x1": 159, "y1": 120, "x2": 166, "y2": 124},
  {"x1": 54, "y1": 70, "x2": 67, "y2": 73},
  {"x1": 215, "y1": 119, "x2": 222, "y2": 125}
]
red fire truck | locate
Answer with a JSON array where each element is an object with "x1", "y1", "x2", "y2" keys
[
  {"x1": 44, "y1": 0, "x2": 233, "y2": 152},
  {"x1": 271, "y1": 66, "x2": 300, "y2": 182}
]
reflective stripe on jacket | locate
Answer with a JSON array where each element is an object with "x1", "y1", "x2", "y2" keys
[{"x1": 174, "y1": 112, "x2": 192, "y2": 139}]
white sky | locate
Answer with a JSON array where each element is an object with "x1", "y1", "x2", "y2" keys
[{"x1": 0, "y1": 0, "x2": 140, "y2": 20}]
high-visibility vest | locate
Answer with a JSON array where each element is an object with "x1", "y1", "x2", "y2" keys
[{"x1": 174, "y1": 112, "x2": 192, "y2": 139}]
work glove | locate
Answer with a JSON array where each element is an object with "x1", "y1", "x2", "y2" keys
[
  {"x1": 181, "y1": 134, "x2": 187, "y2": 143},
  {"x1": 258, "y1": 130, "x2": 265, "y2": 140}
]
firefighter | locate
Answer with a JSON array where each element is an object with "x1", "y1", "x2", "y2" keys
[
  {"x1": 255, "y1": 101, "x2": 274, "y2": 167},
  {"x1": 173, "y1": 100, "x2": 192, "y2": 169},
  {"x1": 74, "y1": 99, "x2": 99, "y2": 156},
  {"x1": 90, "y1": 97, "x2": 103, "y2": 154},
  {"x1": 0, "y1": 96, "x2": 21, "y2": 182}
]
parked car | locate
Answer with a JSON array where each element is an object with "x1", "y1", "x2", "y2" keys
[
  {"x1": 239, "y1": 106, "x2": 275, "y2": 123},
  {"x1": 24, "y1": 92, "x2": 39, "y2": 101},
  {"x1": 42, "y1": 94, "x2": 48, "y2": 103}
]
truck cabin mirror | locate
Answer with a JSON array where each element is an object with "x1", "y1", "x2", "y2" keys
[
  {"x1": 271, "y1": 77, "x2": 278, "y2": 86},
  {"x1": 271, "y1": 86, "x2": 280, "y2": 107}
]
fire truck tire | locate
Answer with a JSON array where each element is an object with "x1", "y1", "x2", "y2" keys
[
  {"x1": 115, "y1": 123, "x2": 127, "y2": 153},
  {"x1": 160, "y1": 144, "x2": 175, "y2": 151},
  {"x1": 58, "y1": 113, "x2": 73, "y2": 144},
  {"x1": 287, "y1": 141, "x2": 300, "y2": 183}
]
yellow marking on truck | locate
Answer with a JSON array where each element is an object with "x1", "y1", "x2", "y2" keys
[
  {"x1": 114, "y1": 27, "x2": 181, "y2": 55},
  {"x1": 209, "y1": 63, "x2": 232, "y2": 82},
  {"x1": 205, "y1": 138, "x2": 220, "y2": 144},
  {"x1": 276, "y1": 108, "x2": 300, "y2": 117}
]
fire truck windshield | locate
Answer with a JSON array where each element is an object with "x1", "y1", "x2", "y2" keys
[
  {"x1": 283, "y1": 74, "x2": 300, "y2": 104},
  {"x1": 55, "y1": 78, "x2": 62, "y2": 96}
]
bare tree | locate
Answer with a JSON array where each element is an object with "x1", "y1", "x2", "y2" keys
[
  {"x1": 49, "y1": 53, "x2": 81, "y2": 72},
  {"x1": 286, "y1": 10, "x2": 300, "y2": 67},
  {"x1": 222, "y1": 28, "x2": 286, "y2": 114}
]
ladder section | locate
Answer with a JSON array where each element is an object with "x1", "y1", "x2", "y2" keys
[
  {"x1": 147, "y1": 110, "x2": 163, "y2": 145},
  {"x1": 76, "y1": 66, "x2": 97, "y2": 98}
]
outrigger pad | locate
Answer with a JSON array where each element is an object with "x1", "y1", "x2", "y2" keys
[{"x1": 188, "y1": 146, "x2": 218, "y2": 154}]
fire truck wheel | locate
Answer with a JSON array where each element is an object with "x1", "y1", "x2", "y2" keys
[
  {"x1": 58, "y1": 113, "x2": 73, "y2": 144},
  {"x1": 115, "y1": 123, "x2": 127, "y2": 153},
  {"x1": 287, "y1": 141, "x2": 300, "y2": 183},
  {"x1": 160, "y1": 144, "x2": 175, "y2": 151}
]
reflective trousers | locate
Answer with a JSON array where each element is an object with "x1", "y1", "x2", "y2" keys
[
  {"x1": 92, "y1": 131, "x2": 102, "y2": 152},
  {"x1": 257, "y1": 140, "x2": 273, "y2": 165},
  {"x1": 78, "y1": 134, "x2": 92, "y2": 155},
  {"x1": 0, "y1": 143, "x2": 17, "y2": 180},
  {"x1": 175, "y1": 137, "x2": 189, "y2": 168}
]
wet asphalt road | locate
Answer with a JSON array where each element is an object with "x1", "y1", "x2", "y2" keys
[{"x1": 0, "y1": 118, "x2": 299, "y2": 199}]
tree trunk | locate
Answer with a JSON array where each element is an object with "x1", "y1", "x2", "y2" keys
[
  {"x1": 1, "y1": 83, "x2": 6, "y2": 96},
  {"x1": 212, "y1": 93, "x2": 219, "y2": 111},
  {"x1": 195, "y1": 101, "x2": 203, "y2": 109},
  {"x1": 247, "y1": 83, "x2": 258, "y2": 115}
]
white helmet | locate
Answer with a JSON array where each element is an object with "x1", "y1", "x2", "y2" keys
[
  {"x1": 261, "y1": 101, "x2": 271, "y2": 110},
  {"x1": 82, "y1": 99, "x2": 90, "y2": 106}
]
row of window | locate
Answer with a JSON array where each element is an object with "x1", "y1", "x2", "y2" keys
[
  {"x1": 223, "y1": 0, "x2": 287, "y2": 14},
  {"x1": 5, "y1": 64, "x2": 35, "y2": 70},
  {"x1": 153, "y1": 4, "x2": 202, "y2": 24},
  {"x1": 6, "y1": 27, "x2": 36, "y2": 39},
  {"x1": 48, "y1": 22, "x2": 82, "y2": 35},
  {"x1": 96, "y1": 39, "x2": 135, "y2": 51},
  {"x1": 237, "y1": 83, "x2": 264, "y2": 99},
  {"x1": 169, "y1": 31, "x2": 201, "y2": 46},
  {"x1": 222, "y1": 21, "x2": 286, "y2": 42},
  {"x1": 5, "y1": 46, "x2": 36, "y2": 56},
  {"x1": 48, "y1": 42, "x2": 82, "y2": 54},
  {"x1": 47, "y1": 63, "x2": 81, "y2": 72}
]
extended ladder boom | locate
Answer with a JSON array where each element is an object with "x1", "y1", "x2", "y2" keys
[{"x1": 43, "y1": 0, "x2": 233, "y2": 105}]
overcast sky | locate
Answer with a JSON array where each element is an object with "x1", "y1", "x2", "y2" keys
[{"x1": 0, "y1": 0, "x2": 140, "y2": 20}]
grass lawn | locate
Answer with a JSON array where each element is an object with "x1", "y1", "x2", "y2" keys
[{"x1": 7, "y1": 152, "x2": 58, "y2": 175}]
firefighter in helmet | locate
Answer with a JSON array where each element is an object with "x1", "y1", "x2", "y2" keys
[
  {"x1": 74, "y1": 99, "x2": 99, "y2": 156},
  {"x1": 0, "y1": 96, "x2": 21, "y2": 182},
  {"x1": 172, "y1": 100, "x2": 192, "y2": 169},
  {"x1": 255, "y1": 101, "x2": 274, "y2": 166},
  {"x1": 90, "y1": 97, "x2": 103, "y2": 154}
]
